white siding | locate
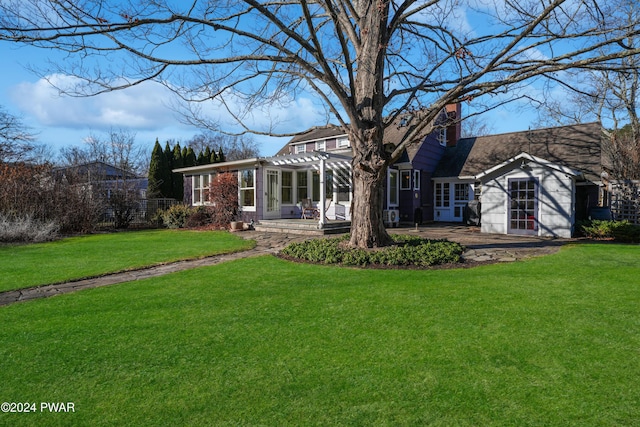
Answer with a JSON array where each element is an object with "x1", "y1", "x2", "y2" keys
[
  {"x1": 480, "y1": 177, "x2": 507, "y2": 234},
  {"x1": 537, "y1": 168, "x2": 575, "y2": 238},
  {"x1": 480, "y1": 162, "x2": 575, "y2": 238}
]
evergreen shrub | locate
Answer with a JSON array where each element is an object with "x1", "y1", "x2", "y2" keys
[
  {"x1": 281, "y1": 234, "x2": 464, "y2": 267},
  {"x1": 580, "y1": 220, "x2": 640, "y2": 242},
  {"x1": 161, "y1": 204, "x2": 192, "y2": 229}
]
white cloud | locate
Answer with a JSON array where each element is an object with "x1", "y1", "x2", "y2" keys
[
  {"x1": 192, "y1": 89, "x2": 334, "y2": 136},
  {"x1": 9, "y1": 74, "x2": 182, "y2": 131}
]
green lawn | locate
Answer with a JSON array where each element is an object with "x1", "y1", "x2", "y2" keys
[
  {"x1": 1, "y1": 243, "x2": 639, "y2": 426},
  {"x1": 0, "y1": 229, "x2": 254, "y2": 292}
]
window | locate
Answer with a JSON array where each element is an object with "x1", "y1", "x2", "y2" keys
[
  {"x1": 239, "y1": 169, "x2": 255, "y2": 208},
  {"x1": 281, "y1": 171, "x2": 293, "y2": 204},
  {"x1": 508, "y1": 178, "x2": 538, "y2": 234},
  {"x1": 413, "y1": 170, "x2": 421, "y2": 190},
  {"x1": 388, "y1": 170, "x2": 399, "y2": 206},
  {"x1": 435, "y1": 182, "x2": 450, "y2": 207},
  {"x1": 454, "y1": 183, "x2": 469, "y2": 201},
  {"x1": 438, "y1": 127, "x2": 447, "y2": 146},
  {"x1": 337, "y1": 137, "x2": 350, "y2": 148},
  {"x1": 297, "y1": 171, "x2": 308, "y2": 202},
  {"x1": 312, "y1": 170, "x2": 334, "y2": 201},
  {"x1": 326, "y1": 170, "x2": 334, "y2": 199},
  {"x1": 295, "y1": 144, "x2": 306, "y2": 154},
  {"x1": 315, "y1": 140, "x2": 326, "y2": 151},
  {"x1": 336, "y1": 168, "x2": 351, "y2": 202},
  {"x1": 312, "y1": 172, "x2": 320, "y2": 201},
  {"x1": 193, "y1": 174, "x2": 210, "y2": 205},
  {"x1": 401, "y1": 171, "x2": 411, "y2": 190}
]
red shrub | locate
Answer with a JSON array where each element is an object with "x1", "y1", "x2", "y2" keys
[{"x1": 207, "y1": 172, "x2": 239, "y2": 228}]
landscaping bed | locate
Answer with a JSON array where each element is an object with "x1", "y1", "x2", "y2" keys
[{"x1": 280, "y1": 234, "x2": 464, "y2": 268}]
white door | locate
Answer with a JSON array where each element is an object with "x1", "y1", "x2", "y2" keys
[
  {"x1": 508, "y1": 178, "x2": 538, "y2": 235},
  {"x1": 265, "y1": 169, "x2": 280, "y2": 218},
  {"x1": 434, "y1": 182, "x2": 453, "y2": 221}
]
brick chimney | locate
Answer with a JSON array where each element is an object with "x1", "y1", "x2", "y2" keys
[{"x1": 445, "y1": 103, "x2": 462, "y2": 147}]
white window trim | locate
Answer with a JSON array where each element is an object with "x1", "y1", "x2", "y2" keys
[
  {"x1": 295, "y1": 144, "x2": 307, "y2": 154},
  {"x1": 238, "y1": 169, "x2": 256, "y2": 211},
  {"x1": 454, "y1": 182, "x2": 470, "y2": 202},
  {"x1": 434, "y1": 181, "x2": 451, "y2": 208},
  {"x1": 337, "y1": 137, "x2": 350, "y2": 148},
  {"x1": 192, "y1": 174, "x2": 212, "y2": 206},
  {"x1": 281, "y1": 170, "x2": 294, "y2": 205},
  {"x1": 388, "y1": 169, "x2": 399, "y2": 207},
  {"x1": 438, "y1": 128, "x2": 447, "y2": 146},
  {"x1": 315, "y1": 140, "x2": 326, "y2": 151}
]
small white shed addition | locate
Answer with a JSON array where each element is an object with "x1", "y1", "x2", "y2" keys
[{"x1": 477, "y1": 153, "x2": 581, "y2": 238}]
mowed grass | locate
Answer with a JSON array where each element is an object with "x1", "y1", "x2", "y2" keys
[
  {"x1": 0, "y1": 230, "x2": 254, "y2": 292},
  {"x1": 1, "y1": 243, "x2": 639, "y2": 426}
]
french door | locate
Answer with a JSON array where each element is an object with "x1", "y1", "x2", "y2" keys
[
  {"x1": 265, "y1": 169, "x2": 280, "y2": 218},
  {"x1": 508, "y1": 178, "x2": 538, "y2": 235}
]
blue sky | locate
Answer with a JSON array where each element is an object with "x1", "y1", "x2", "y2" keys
[{"x1": 0, "y1": 11, "x2": 542, "y2": 160}]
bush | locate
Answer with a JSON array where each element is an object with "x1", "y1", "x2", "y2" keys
[
  {"x1": 280, "y1": 234, "x2": 464, "y2": 268},
  {"x1": 208, "y1": 172, "x2": 239, "y2": 228},
  {"x1": 611, "y1": 222, "x2": 640, "y2": 243},
  {"x1": 185, "y1": 206, "x2": 212, "y2": 228},
  {"x1": 161, "y1": 204, "x2": 192, "y2": 229},
  {"x1": 0, "y1": 214, "x2": 59, "y2": 243},
  {"x1": 581, "y1": 220, "x2": 640, "y2": 242}
]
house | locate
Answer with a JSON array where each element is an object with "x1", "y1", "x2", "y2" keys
[
  {"x1": 174, "y1": 105, "x2": 458, "y2": 228},
  {"x1": 53, "y1": 161, "x2": 148, "y2": 199},
  {"x1": 175, "y1": 109, "x2": 609, "y2": 238},
  {"x1": 433, "y1": 122, "x2": 606, "y2": 238},
  {"x1": 53, "y1": 161, "x2": 149, "y2": 224}
]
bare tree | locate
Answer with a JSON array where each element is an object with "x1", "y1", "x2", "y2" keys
[
  {"x1": 2, "y1": 1, "x2": 640, "y2": 246},
  {"x1": 461, "y1": 114, "x2": 494, "y2": 139},
  {"x1": 531, "y1": 0, "x2": 640, "y2": 179},
  {"x1": 187, "y1": 132, "x2": 260, "y2": 161},
  {"x1": 0, "y1": 106, "x2": 38, "y2": 163},
  {"x1": 58, "y1": 129, "x2": 147, "y2": 228}
]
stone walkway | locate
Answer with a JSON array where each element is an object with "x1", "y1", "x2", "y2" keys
[{"x1": 0, "y1": 225, "x2": 573, "y2": 306}]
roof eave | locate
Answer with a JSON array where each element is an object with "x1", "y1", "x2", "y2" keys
[{"x1": 476, "y1": 152, "x2": 581, "y2": 180}]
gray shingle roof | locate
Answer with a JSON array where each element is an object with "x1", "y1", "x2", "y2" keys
[
  {"x1": 276, "y1": 111, "x2": 436, "y2": 159},
  {"x1": 433, "y1": 122, "x2": 605, "y2": 182},
  {"x1": 274, "y1": 125, "x2": 346, "y2": 156}
]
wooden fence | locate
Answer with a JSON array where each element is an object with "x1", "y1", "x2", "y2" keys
[{"x1": 610, "y1": 180, "x2": 640, "y2": 224}]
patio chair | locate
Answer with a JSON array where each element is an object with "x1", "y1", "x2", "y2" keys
[{"x1": 300, "y1": 198, "x2": 318, "y2": 219}]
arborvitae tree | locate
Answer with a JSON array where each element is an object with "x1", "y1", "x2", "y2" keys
[
  {"x1": 148, "y1": 139, "x2": 169, "y2": 198},
  {"x1": 203, "y1": 146, "x2": 212, "y2": 164},
  {"x1": 164, "y1": 141, "x2": 174, "y2": 196},
  {"x1": 184, "y1": 147, "x2": 196, "y2": 167},
  {"x1": 196, "y1": 150, "x2": 206, "y2": 165},
  {"x1": 181, "y1": 146, "x2": 188, "y2": 163},
  {"x1": 210, "y1": 150, "x2": 218, "y2": 164},
  {"x1": 171, "y1": 143, "x2": 184, "y2": 201},
  {"x1": 217, "y1": 148, "x2": 226, "y2": 163},
  {"x1": 164, "y1": 141, "x2": 174, "y2": 169}
]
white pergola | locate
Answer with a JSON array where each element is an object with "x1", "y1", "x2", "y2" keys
[{"x1": 267, "y1": 151, "x2": 352, "y2": 228}]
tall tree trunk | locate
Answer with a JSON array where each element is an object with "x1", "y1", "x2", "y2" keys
[
  {"x1": 349, "y1": 127, "x2": 393, "y2": 248},
  {"x1": 346, "y1": 0, "x2": 392, "y2": 248}
]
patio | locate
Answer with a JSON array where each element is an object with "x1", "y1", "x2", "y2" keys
[
  {"x1": 252, "y1": 219, "x2": 574, "y2": 260},
  {"x1": 254, "y1": 218, "x2": 351, "y2": 235}
]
